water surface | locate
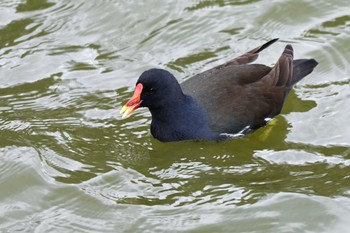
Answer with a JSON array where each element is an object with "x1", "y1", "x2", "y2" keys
[{"x1": 1, "y1": 0, "x2": 350, "y2": 232}]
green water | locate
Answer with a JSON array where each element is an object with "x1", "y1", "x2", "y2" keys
[{"x1": 1, "y1": 0, "x2": 350, "y2": 232}]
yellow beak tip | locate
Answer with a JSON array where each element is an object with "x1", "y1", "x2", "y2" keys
[
  {"x1": 120, "y1": 105, "x2": 128, "y2": 115},
  {"x1": 120, "y1": 105, "x2": 134, "y2": 119}
]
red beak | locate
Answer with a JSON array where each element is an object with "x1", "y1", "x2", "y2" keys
[{"x1": 120, "y1": 83, "x2": 143, "y2": 118}]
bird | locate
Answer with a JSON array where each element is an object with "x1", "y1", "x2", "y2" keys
[{"x1": 120, "y1": 39, "x2": 318, "y2": 142}]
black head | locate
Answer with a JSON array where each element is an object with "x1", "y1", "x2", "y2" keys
[
  {"x1": 136, "y1": 68, "x2": 184, "y2": 109},
  {"x1": 120, "y1": 68, "x2": 220, "y2": 141}
]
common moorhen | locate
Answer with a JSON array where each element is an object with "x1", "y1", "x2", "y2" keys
[{"x1": 120, "y1": 39, "x2": 318, "y2": 142}]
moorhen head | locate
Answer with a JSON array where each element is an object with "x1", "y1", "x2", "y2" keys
[{"x1": 120, "y1": 39, "x2": 318, "y2": 142}]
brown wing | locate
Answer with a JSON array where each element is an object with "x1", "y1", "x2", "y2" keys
[{"x1": 216, "y1": 38, "x2": 279, "y2": 67}]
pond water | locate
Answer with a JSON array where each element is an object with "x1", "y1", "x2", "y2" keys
[{"x1": 1, "y1": 0, "x2": 350, "y2": 232}]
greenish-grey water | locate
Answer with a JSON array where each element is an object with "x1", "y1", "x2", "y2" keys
[{"x1": 1, "y1": 0, "x2": 350, "y2": 232}]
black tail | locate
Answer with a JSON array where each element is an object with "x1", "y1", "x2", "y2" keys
[{"x1": 291, "y1": 59, "x2": 318, "y2": 85}]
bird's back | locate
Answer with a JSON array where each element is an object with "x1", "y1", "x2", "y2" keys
[
  {"x1": 181, "y1": 64, "x2": 272, "y2": 133},
  {"x1": 181, "y1": 45, "x2": 317, "y2": 134}
]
